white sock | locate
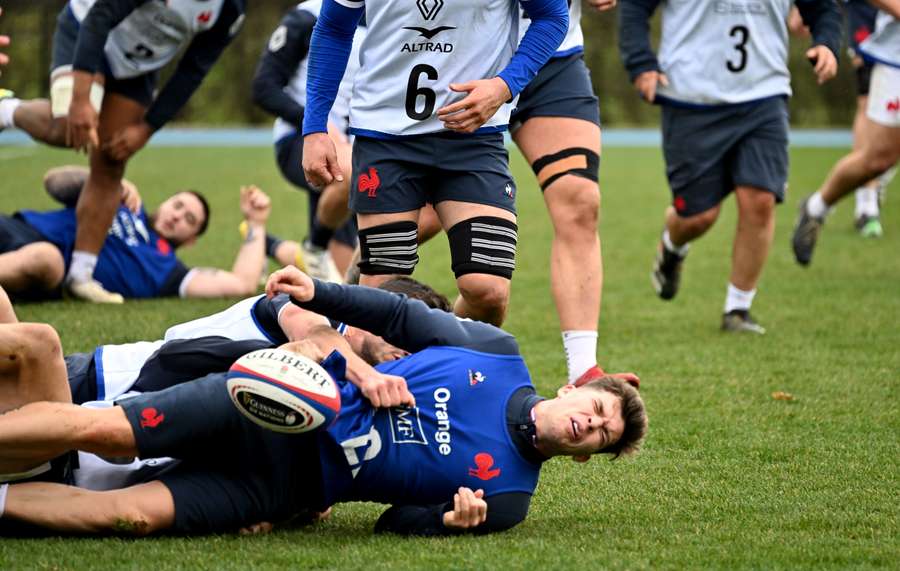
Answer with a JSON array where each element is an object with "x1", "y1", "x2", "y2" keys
[
  {"x1": 0, "y1": 483, "x2": 8, "y2": 518},
  {"x1": 724, "y1": 283, "x2": 756, "y2": 313},
  {"x1": 662, "y1": 229, "x2": 690, "y2": 256},
  {"x1": 67, "y1": 251, "x2": 98, "y2": 284},
  {"x1": 562, "y1": 330, "x2": 598, "y2": 384},
  {"x1": 854, "y1": 187, "x2": 879, "y2": 218},
  {"x1": 0, "y1": 97, "x2": 20, "y2": 128},
  {"x1": 806, "y1": 192, "x2": 830, "y2": 219},
  {"x1": 877, "y1": 166, "x2": 896, "y2": 191}
]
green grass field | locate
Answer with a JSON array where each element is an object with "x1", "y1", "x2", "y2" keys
[{"x1": 0, "y1": 144, "x2": 897, "y2": 570}]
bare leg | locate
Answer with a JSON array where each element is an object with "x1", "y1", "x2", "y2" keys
[
  {"x1": 730, "y1": 187, "x2": 775, "y2": 291},
  {"x1": 0, "y1": 242, "x2": 66, "y2": 295},
  {"x1": 0, "y1": 403, "x2": 136, "y2": 474},
  {"x1": 0, "y1": 323, "x2": 70, "y2": 414},
  {"x1": 0, "y1": 287, "x2": 15, "y2": 324},
  {"x1": 5, "y1": 480, "x2": 174, "y2": 535},
  {"x1": 666, "y1": 204, "x2": 721, "y2": 246},
  {"x1": 819, "y1": 120, "x2": 900, "y2": 207},
  {"x1": 11, "y1": 100, "x2": 69, "y2": 147}
]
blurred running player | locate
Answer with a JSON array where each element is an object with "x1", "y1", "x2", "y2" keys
[
  {"x1": 619, "y1": 0, "x2": 841, "y2": 334},
  {"x1": 792, "y1": 1, "x2": 900, "y2": 265},
  {"x1": 0, "y1": 166, "x2": 269, "y2": 301},
  {"x1": 0, "y1": 0, "x2": 246, "y2": 304},
  {"x1": 0, "y1": 7, "x2": 9, "y2": 74},
  {"x1": 509, "y1": 0, "x2": 613, "y2": 382},
  {"x1": 301, "y1": 0, "x2": 569, "y2": 326}
]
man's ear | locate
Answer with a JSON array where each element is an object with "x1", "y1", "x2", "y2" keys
[
  {"x1": 556, "y1": 383, "x2": 576, "y2": 398},
  {"x1": 572, "y1": 454, "x2": 591, "y2": 463}
]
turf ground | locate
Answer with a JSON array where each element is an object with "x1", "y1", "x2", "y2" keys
[{"x1": 0, "y1": 144, "x2": 898, "y2": 570}]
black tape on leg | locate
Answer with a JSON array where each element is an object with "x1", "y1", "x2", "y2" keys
[
  {"x1": 531, "y1": 147, "x2": 600, "y2": 191},
  {"x1": 358, "y1": 221, "x2": 419, "y2": 276},
  {"x1": 448, "y1": 216, "x2": 517, "y2": 279}
]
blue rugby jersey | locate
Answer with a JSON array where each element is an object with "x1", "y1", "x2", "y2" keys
[
  {"x1": 19, "y1": 206, "x2": 188, "y2": 298},
  {"x1": 320, "y1": 346, "x2": 541, "y2": 506}
]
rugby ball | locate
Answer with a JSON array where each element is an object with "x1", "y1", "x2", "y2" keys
[{"x1": 226, "y1": 348, "x2": 340, "y2": 434}]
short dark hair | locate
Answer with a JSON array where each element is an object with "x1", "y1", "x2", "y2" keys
[
  {"x1": 184, "y1": 190, "x2": 211, "y2": 237},
  {"x1": 378, "y1": 277, "x2": 452, "y2": 312},
  {"x1": 585, "y1": 377, "x2": 647, "y2": 459}
]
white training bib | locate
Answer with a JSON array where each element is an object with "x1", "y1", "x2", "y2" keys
[
  {"x1": 859, "y1": 12, "x2": 900, "y2": 69},
  {"x1": 163, "y1": 294, "x2": 278, "y2": 343},
  {"x1": 69, "y1": 0, "x2": 228, "y2": 79},
  {"x1": 344, "y1": 0, "x2": 520, "y2": 136},
  {"x1": 655, "y1": 0, "x2": 792, "y2": 105},
  {"x1": 519, "y1": 0, "x2": 582, "y2": 57}
]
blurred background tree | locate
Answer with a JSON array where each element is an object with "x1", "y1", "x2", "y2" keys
[{"x1": 0, "y1": 0, "x2": 857, "y2": 127}]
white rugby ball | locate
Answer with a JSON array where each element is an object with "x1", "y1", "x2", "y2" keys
[{"x1": 226, "y1": 348, "x2": 340, "y2": 434}]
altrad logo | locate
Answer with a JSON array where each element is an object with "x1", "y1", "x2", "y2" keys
[{"x1": 403, "y1": 26, "x2": 455, "y2": 40}]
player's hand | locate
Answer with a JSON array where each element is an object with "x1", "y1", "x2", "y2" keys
[
  {"x1": 634, "y1": 70, "x2": 667, "y2": 103},
  {"x1": 266, "y1": 265, "x2": 315, "y2": 301},
  {"x1": 66, "y1": 97, "x2": 99, "y2": 154},
  {"x1": 443, "y1": 488, "x2": 487, "y2": 530},
  {"x1": 787, "y1": 7, "x2": 810, "y2": 38},
  {"x1": 240, "y1": 185, "x2": 272, "y2": 225},
  {"x1": 438, "y1": 77, "x2": 511, "y2": 134},
  {"x1": 103, "y1": 121, "x2": 152, "y2": 161},
  {"x1": 585, "y1": 0, "x2": 617, "y2": 12},
  {"x1": 0, "y1": 8, "x2": 10, "y2": 75},
  {"x1": 120, "y1": 179, "x2": 142, "y2": 214},
  {"x1": 303, "y1": 132, "x2": 343, "y2": 189},
  {"x1": 357, "y1": 371, "x2": 415, "y2": 408},
  {"x1": 807, "y1": 45, "x2": 837, "y2": 85},
  {"x1": 239, "y1": 521, "x2": 274, "y2": 535}
]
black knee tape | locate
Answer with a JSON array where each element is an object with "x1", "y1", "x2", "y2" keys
[
  {"x1": 531, "y1": 147, "x2": 600, "y2": 191},
  {"x1": 448, "y1": 216, "x2": 517, "y2": 279},
  {"x1": 358, "y1": 221, "x2": 418, "y2": 276}
]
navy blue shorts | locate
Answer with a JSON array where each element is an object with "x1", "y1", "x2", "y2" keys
[
  {"x1": 275, "y1": 131, "x2": 358, "y2": 247},
  {"x1": 0, "y1": 214, "x2": 45, "y2": 254},
  {"x1": 350, "y1": 132, "x2": 516, "y2": 215},
  {"x1": 661, "y1": 97, "x2": 789, "y2": 217},
  {"x1": 65, "y1": 352, "x2": 98, "y2": 405},
  {"x1": 52, "y1": 5, "x2": 157, "y2": 108},
  {"x1": 510, "y1": 53, "x2": 600, "y2": 130},
  {"x1": 118, "y1": 373, "x2": 326, "y2": 533}
]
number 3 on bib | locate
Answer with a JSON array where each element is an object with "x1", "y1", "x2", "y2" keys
[{"x1": 405, "y1": 64, "x2": 438, "y2": 120}]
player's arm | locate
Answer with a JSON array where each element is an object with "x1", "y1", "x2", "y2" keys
[
  {"x1": 374, "y1": 490, "x2": 531, "y2": 536},
  {"x1": 267, "y1": 267, "x2": 519, "y2": 355},
  {"x1": 618, "y1": 0, "x2": 664, "y2": 93},
  {"x1": 181, "y1": 186, "x2": 269, "y2": 298},
  {"x1": 2, "y1": 480, "x2": 174, "y2": 535},
  {"x1": 867, "y1": 0, "x2": 900, "y2": 18},
  {"x1": 251, "y1": 9, "x2": 317, "y2": 125},
  {"x1": 795, "y1": 0, "x2": 842, "y2": 83}
]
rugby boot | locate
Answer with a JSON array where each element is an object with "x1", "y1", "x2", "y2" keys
[
  {"x1": 721, "y1": 309, "x2": 766, "y2": 335},
  {"x1": 791, "y1": 196, "x2": 824, "y2": 266},
  {"x1": 854, "y1": 214, "x2": 883, "y2": 238},
  {"x1": 651, "y1": 240, "x2": 685, "y2": 300},
  {"x1": 301, "y1": 240, "x2": 343, "y2": 283},
  {"x1": 65, "y1": 278, "x2": 124, "y2": 304}
]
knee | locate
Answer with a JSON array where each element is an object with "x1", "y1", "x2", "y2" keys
[
  {"x1": 738, "y1": 190, "x2": 776, "y2": 226},
  {"x1": 676, "y1": 206, "x2": 720, "y2": 234},
  {"x1": 457, "y1": 275, "x2": 510, "y2": 313},
  {"x1": 16, "y1": 323, "x2": 63, "y2": 362},
  {"x1": 23, "y1": 244, "x2": 65, "y2": 288},
  {"x1": 863, "y1": 147, "x2": 899, "y2": 178},
  {"x1": 108, "y1": 500, "x2": 158, "y2": 536},
  {"x1": 549, "y1": 179, "x2": 600, "y2": 238}
]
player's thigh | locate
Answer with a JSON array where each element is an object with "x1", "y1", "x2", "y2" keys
[
  {"x1": 350, "y1": 136, "x2": 429, "y2": 216},
  {"x1": 731, "y1": 99, "x2": 789, "y2": 206},
  {"x1": 0, "y1": 323, "x2": 69, "y2": 409},
  {"x1": 96, "y1": 92, "x2": 148, "y2": 142},
  {"x1": 106, "y1": 481, "x2": 175, "y2": 535},
  {"x1": 48, "y1": 6, "x2": 104, "y2": 121},
  {"x1": 864, "y1": 65, "x2": 900, "y2": 165}
]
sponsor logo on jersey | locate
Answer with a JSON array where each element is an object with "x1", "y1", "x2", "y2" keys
[
  {"x1": 434, "y1": 387, "x2": 452, "y2": 455},
  {"x1": 468, "y1": 369, "x2": 486, "y2": 386},
  {"x1": 712, "y1": 1, "x2": 768, "y2": 15},
  {"x1": 389, "y1": 406, "x2": 428, "y2": 444},
  {"x1": 468, "y1": 452, "x2": 501, "y2": 481},
  {"x1": 402, "y1": 26, "x2": 455, "y2": 40},
  {"x1": 887, "y1": 98, "x2": 900, "y2": 114},
  {"x1": 358, "y1": 167, "x2": 381, "y2": 197},
  {"x1": 139, "y1": 407, "x2": 165, "y2": 428},
  {"x1": 416, "y1": 0, "x2": 444, "y2": 20}
]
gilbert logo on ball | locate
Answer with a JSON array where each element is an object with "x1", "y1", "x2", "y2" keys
[{"x1": 226, "y1": 348, "x2": 340, "y2": 434}]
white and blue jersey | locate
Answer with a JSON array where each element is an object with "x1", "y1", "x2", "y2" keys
[
  {"x1": 19, "y1": 205, "x2": 188, "y2": 299},
  {"x1": 859, "y1": 12, "x2": 900, "y2": 69},
  {"x1": 520, "y1": 0, "x2": 583, "y2": 59}
]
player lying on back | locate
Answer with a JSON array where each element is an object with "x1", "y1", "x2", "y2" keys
[
  {"x1": 0, "y1": 0, "x2": 246, "y2": 304},
  {"x1": 0, "y1": 166, "x2": 270, "y2": 300},
  {"x1": 0, "y1": 268, "x2": 647, "y2": 536}
]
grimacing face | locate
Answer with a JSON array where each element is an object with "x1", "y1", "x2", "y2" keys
[
  {"x1": 153, "y1": 192, "x2": 206, "y2": 245},
  {"x1": 534, "y1": 385, "x2": 625, "y2": 460}
]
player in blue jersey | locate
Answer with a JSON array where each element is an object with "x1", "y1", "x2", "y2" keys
[
  {"x1": 0, "y1": 268, "x2": 646, "y2": 536},
  {"x1": 792, "y1": 2, "x2": 900, "y2": 266},
  {"x1": 0, "y1": 166, "x2": 271, "y2": 301},
  {"x1": 300, "y1": 0, "x2": 569, "y2": 326},
  {"x1": 0, "y1": 0, "x2": 246, "y2": 304},
  {"x1": 620, "y1": 0, "x2": 841, "y2": 334}
]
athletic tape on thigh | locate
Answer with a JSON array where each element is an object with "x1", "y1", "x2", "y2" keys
[
  {"x1": 531, "y1": 147, "x2": 600, "y2": 191},
  {"x1": 448, "y1": 216, "x2": 517, "y2": 279},
  {"x1": 358, "y1": 221, "x2": 419, "y2": 276}
]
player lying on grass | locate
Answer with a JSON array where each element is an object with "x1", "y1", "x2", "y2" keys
[
  {"x1": 0, "y1": 0, "x2": 246, "y2": 304},
  {"x1": 0, "y1": 165, "x2": 271, "y2": 301},
  {"x1": 0, "y1": 267, "x2": 647, "y2": 536}
]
